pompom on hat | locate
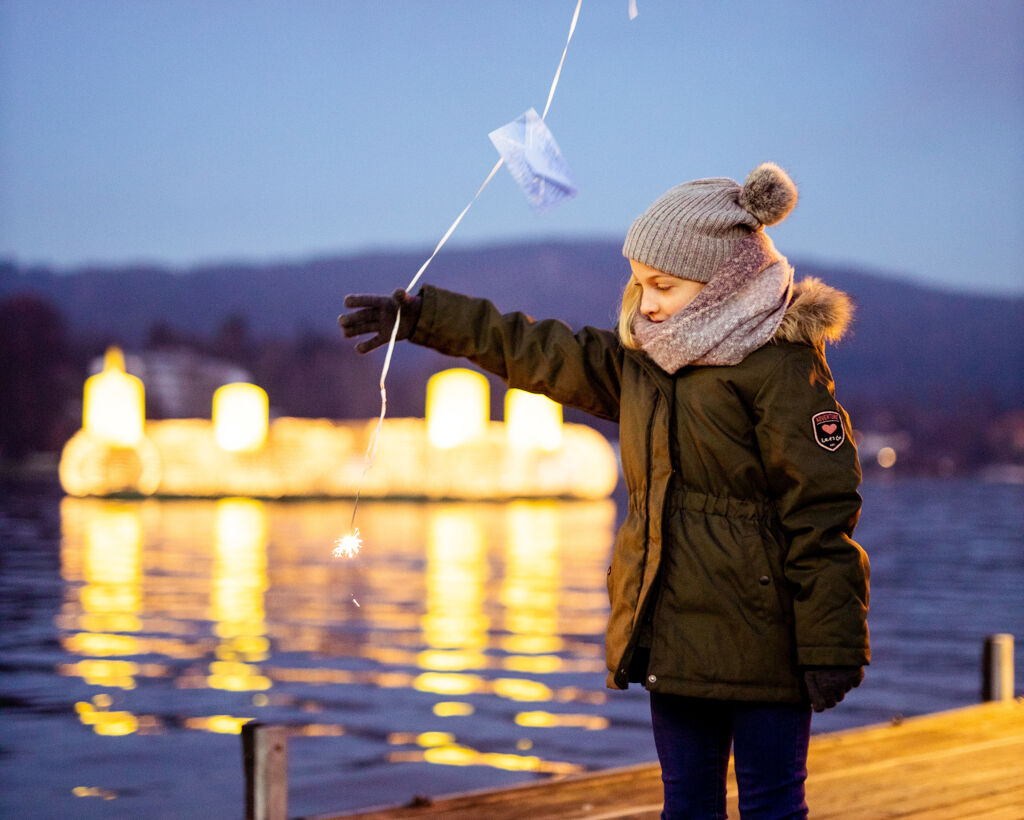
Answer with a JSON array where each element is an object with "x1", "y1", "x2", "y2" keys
[{"x1": 622, "y1": 162, "x2": 798, "y2": 283}]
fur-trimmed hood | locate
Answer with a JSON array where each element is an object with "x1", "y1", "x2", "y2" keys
[{"x1": 773, "y1": 276, "x2": 854, "y2": 348}]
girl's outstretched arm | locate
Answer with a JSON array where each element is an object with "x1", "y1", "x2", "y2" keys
[{"x1": 410, "y1": 285, "x2": 624, "y2": 422}]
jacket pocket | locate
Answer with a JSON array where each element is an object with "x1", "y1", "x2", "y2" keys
[{"x1": 740, "y1": 523, "x2": 789, "y2": 625}]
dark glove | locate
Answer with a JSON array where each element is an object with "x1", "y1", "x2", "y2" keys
[
  {"x1": 803, "y1": 666, "x2": 864, "y2": 712},
  {"x1": 338, "y1": 289, "x2": 422, "y2": 354}
]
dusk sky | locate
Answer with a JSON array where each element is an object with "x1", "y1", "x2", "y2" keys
[{"x1": 1, "y1": 1, "x2": 1022, "y2": 295}]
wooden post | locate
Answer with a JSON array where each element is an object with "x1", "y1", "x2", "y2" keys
[
  {"x1": 242, "y1": 723, "x2": 288, "y2": 820},
  {"x1": 982, "y1": 633, "x2": 1015, "y2": 702}
]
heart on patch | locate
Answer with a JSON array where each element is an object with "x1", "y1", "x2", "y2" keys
[{"x1": 811, "y1": 410, "x2": 846, "y2": 451}]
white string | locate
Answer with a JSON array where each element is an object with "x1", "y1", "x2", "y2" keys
[
  {"x1": 405, "y1": 157, "x2": 505, "y2": 296},
  {"x1": 343, "y1": 1, "x2": 583, "y2": 537},
  {"x1": 542, "y1": 0, "x2": 582, "y2": 120}
]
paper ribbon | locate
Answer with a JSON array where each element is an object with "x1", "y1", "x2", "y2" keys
[{"x1": 342, "y1": 0, "x2": 584, "y2": 541}]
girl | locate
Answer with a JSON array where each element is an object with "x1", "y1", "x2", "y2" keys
[{"x1": 340, "y1": 162, "x2": 870, "y2": 820}]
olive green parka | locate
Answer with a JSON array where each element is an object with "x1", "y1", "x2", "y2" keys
[{"x1": 410, "y1": 276, "x2": 870, "y2": 703}]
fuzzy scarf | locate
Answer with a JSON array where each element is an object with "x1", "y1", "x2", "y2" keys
[{"x1": 634, "y1": 234, "x2": 794, "y2": 373}]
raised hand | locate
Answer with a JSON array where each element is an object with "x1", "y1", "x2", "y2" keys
[{"x1": 338, "y1": 289, "x2": 422, "y2": 354}]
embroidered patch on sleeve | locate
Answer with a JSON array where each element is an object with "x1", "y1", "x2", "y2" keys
[{"x1": 812, "y1": 411, "x2": 846, "y2": 451}]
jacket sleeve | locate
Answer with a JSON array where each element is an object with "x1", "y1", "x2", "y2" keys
[
  {"x1": 409, "y1": 284, "x2": 624, "y2": 422},
  {"x1": 752, "y1": 345, "x2": 870, "y2": 668}
]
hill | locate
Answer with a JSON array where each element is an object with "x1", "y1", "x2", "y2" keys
[{"x1": 3, "y1": 241, "x2": 1021, "y2": 416}]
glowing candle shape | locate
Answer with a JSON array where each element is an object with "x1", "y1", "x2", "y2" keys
[
  {"x1": 213, "y1": 383, "x2": 268, "y2": 453},
  {"x1": 83, "y1": 347, "x2": 144, "y2": 447},
  {"x1": 426, "y1": 368, "x2": 489, "y2": 448},
  {"x1": 505, "y1": 389, "x2": 563, "y2": 451}
]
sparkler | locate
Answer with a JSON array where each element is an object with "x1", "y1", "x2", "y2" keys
[{"x1": 332, "y1": 528, "x2": 363, "y2": 559}]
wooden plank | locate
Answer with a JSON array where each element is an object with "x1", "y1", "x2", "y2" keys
[
  {"x1": 243, "y1": 723, "x2": 289, "y2": 820},
  {"x1": 317, "y1": 701, "x2": 1024, "y2": 820}
]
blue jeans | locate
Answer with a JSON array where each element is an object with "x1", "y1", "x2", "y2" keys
[{"x1": 650, "y1": 693, "x2": 812, "y2": 820}]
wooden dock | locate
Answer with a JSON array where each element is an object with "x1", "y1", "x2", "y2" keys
[{"x1": 315, "y1": 699, "x2": 1024, "y2": 820}]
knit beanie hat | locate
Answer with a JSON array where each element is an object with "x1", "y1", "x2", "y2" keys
[{"x1": 622, "y1": 162, "x2": 798, "y2": 283}]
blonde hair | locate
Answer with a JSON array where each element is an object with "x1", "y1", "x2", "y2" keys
[{"x1": 617, "y1": 276, "x2": 643, "y2": 350}]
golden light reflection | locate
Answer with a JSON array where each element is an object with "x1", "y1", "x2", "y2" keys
[
  {"x1": 433, "y1": 701, "x2": 475, "y2": 717},
  {"x1": 213, "y1": 383, "x2": 268, "y2": 453},
  {"x1": 419, "y1": 508, "x2": 489, "y2": 672},
  {"x1": 209, "y1": 498, "x2": 271, "y2": 691},
  {"x1": 59, "y1": 660, "x2": 171, "y2": 688},
  {"x1": 61, "y1": 501, "x2": 143, "y2": 688},
  {"x1": 414, "y1": 672, "x2": 485, "y2": 697},
  {"x1": 515, "y1": 710, "x2": 609, "y2": 730},
  {"x1": 83, "y1": 347, "x2": 144, "y2": 447},
  {"x1": 82, "y1": 504, "x2": 142, "y2": 631},
  {"x1": 75, "y1": 699, "x2": 139, "y2": 736},
  {"x1": 426, "y1": 368, "x2": 489, "y2": 448},
  {"x1": 59, "y1": 659, "x2": 139, "y2": 689},
  {"x1": 183, "y1": 714, "x2": 253, "y2": 734},
  {"x1": 502, "y1": 502, "x2": 562, "y2": 673},
  {"x1": 389, "y1": 744, "x2": 583, "y2": 775},
  {"x1": 492, "y1": 677, "x2": 553, "y2": 702},
  {"x1": 72, "y1": 786, "x2": 117, "y2": 801},
  {"x1": 505, "y1": 389, "x2": 563, "y2": 451},
  {"x1": 64, "y1": 631, "x2": 139, "y2": 657},
  {"x1": 417, "y1": 731, "x2": 455, "y2": 747},
  {"x1": 55, "y1": 496, "x2": 619, "y2": 777}
]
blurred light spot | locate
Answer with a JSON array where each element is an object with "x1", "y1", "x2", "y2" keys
[
  {"x1": 416, "y1": 731, "x2": 456, "y2": 747},
  {"x1": 64, "y1": 632, "x2": 139, "y2": 657},
  {"x1": 500, "y1": 635, "x2": 563, "y2": 654},
  {"x1": 493, "y1": 678, "x2": 552, "y2": 702},
  {"x1": 184, "y1": 715, "x2": 253, "y2": 734},
  {"x1": 502, "y1": 655, "x2": 563, "y2": 674},
  {"x1": 877, "y1": 447, "x2": 897, "y2": 469},
  {"x1": 58, "y1": 659, "x2": 168, "y2": 689},
  {"x1": 433, "y1": 701, "x2": 475, "y2": 717},
  {"x1": 207, "y1": 661, "x2": 271, "y2": 691},
  {"x1": 515, "y1": 711, "x2": 609, "y2": 730},
  {"x1": 74, "y1": 701, "x2": 138, "y2": 736},
  {"x1": 423, "y1": 743, "x2": 479, "y2": 766},
  {"x1": 417, "y1": 649, "x2": 486, "y2": 671},
  {"x1": 296, "y1": 724, "x2": 345, "y2": 737},
  {"x1": 73, "y1": 786, "x2": 117, "y2": 800},
  {"x1": 413, "y1": 672, "x2": 483, "y2": 696}
]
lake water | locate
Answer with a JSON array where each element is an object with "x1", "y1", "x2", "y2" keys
[{"x1": 1, "y1": 478, "x2": 1021, "y2": 819}]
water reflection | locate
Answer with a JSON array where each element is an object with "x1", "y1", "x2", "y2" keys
[
  {"x1": 56, "y1": 496, "x2": 617, "y2": 775},
  {"x1": 209, "y1": 498, "x2": 270, "y2": 691},
  {"x1": 419, "y1": 508, "x2": 489, "y2": 674}
]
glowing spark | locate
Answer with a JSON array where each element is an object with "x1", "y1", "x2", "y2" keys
[
  {"x1": 332, "y1": 529, "x2": 363, "y2": 559},
  {"x1": 351, "y1": 597, "x2": 360, "y2": 608}
]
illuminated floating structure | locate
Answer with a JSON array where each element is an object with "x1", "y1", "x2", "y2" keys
[{"x1": 59, "y1": 355, "x2": 619, "y2": 500}]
